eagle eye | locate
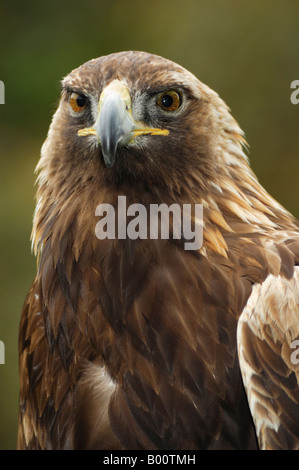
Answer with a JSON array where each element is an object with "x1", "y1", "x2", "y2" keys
[
  {"x1": 157, "y1": 90, "x2": 181, "y2": 111},
  {"x1": 69, "y1": 92, "x2": 87, "y2": 112}
]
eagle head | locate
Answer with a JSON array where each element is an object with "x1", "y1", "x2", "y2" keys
[{"x1": 40, "y1": 51, "x2": 246, "y2": 191}]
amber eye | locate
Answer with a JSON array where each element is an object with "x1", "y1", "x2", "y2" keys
[
  {"x1": 157, "y1": 90, "x2": 181, "y2": 111},
  {"x1": 69, "y1": 92, "x2": 87, "y2": 112}
]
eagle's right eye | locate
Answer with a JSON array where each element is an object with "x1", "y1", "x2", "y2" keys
[
  {"x1": 156, "y1": 90, "x2": 182, "y2": 112},
  {"x1": 69, "y1": 92, "x2": 87, "y2": 112}
]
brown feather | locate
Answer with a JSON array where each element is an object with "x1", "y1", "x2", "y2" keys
[{"x1": 18, "y1": 51, "x2": 299, "y2": 450}]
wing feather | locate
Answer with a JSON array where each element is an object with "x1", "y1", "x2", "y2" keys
[{"x1": 237, "y1": 267, "x2": 299, "y2": 449}]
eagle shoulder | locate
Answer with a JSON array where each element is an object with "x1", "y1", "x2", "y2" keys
[{"x1": 237, "y1": 267, "x2": 299, "y2": 449}]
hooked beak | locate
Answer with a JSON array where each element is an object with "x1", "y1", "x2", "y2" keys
[{"x1": 78, "y1": 80, "x2": 169, "y2": 168}]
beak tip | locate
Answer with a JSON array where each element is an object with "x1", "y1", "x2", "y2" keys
[{"x1": 102, "y1": 152, "x2": 115, "y2": 168}]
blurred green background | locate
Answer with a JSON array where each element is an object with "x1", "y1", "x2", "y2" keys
[{"x1": 1, "y1": 0, "x2": 299, "y2": 449}]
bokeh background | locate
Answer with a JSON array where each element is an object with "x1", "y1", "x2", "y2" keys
[{"x1": 1, "y1": 0, "x2": 299, "y2": 449}]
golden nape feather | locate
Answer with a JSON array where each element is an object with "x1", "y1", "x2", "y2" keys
[{"x1": 18, "y1": 51, "x2": 299, "y2": 450}]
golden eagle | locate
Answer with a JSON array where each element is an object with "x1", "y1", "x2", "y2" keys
[{"x1": 18, "y1": 51, "x2": 299, "y2": 450}]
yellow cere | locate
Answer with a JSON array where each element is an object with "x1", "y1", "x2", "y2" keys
[{"x1": 77, "y1": 127, "x2": 97, "y2": 137}]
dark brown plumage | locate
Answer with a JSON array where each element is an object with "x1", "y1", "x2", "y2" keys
[{"x1": 18, "y1": 51, "x2": 299, "y2": 450}]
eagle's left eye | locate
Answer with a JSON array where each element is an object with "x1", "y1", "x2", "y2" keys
[
  {"x1": 156, "y1": 90, "x2": 181, "y2": 111},
  {"x1": 69, "y1": 92, "x2": 87, "y2": 112}
]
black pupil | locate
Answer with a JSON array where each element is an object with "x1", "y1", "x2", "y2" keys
[
  {"x1": 161, "y1": 94, "x2": 173, "y2": 108},
  {"x1": 76, "y1": 94, "x2": 86, "y2": 107}
]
